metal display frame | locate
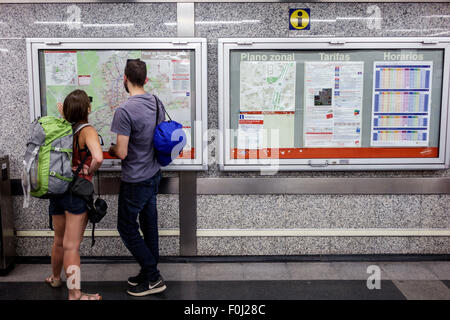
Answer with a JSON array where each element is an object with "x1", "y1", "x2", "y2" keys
[
  {"x1": 218, "y1": 37, "x2": 450, "y2": 171},
  {"x1": 2, "y1": 1, "x2": 449, "y2": 3},
  {"x1": 26, "y1": 37, "x2": 208, "y2": 171}
]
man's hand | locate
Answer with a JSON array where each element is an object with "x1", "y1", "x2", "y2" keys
[{"x1": 110, "y1": 135, "x2": 129, "y2": 160}]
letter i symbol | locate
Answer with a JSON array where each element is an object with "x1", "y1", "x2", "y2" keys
[{"x1": 297, "y1": 12, "x2": 303, "y2": 28}]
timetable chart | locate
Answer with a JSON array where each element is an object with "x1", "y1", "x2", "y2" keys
[
  {"x1": 373, "y1": 115, "x2": 428, "y2": 128},
  {"x1": 373, "y1": 91, "x2": 429, "y2": 113},
  {"x1": 372, "y1": 130, "x2": 428, "y2": 146},
  {"x1": 375, "y1": 64, "x2": 431, "y2": 90},
  {"x1": 371, "y1": 61, "x2": 432, "y2": 147}
]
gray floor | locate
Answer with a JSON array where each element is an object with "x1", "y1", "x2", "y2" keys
[{"x1": 1, "y1": 261, "x2": 449, "y2": 300}]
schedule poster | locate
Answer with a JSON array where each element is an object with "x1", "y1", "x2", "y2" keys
[
  {"x1": 371, "y1": 61, "x2": 433, "y2": 147},
  {"x1": 303, "y1": 61, "x2": 364, "y2": 147}
]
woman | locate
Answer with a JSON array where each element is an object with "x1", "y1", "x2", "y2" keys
[{"x1": 45, "y1": 90, "x2": 103, "y2": 300}]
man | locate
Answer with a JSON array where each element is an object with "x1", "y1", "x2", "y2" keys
[{"x1": 109, "y1": 59, "x2": 166, "y2": 296}]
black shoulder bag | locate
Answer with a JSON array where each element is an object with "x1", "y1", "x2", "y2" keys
[{"x1": 69, "y1": 125, "x2": 108, "y2": 247}]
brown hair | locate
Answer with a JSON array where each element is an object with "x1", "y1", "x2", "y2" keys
[
  {"x1": 124, "y1": 59, "x2": 147, "y2": 87},
  {"x1": 63, "y1": 89, "x2": 90, "y2": 124}
]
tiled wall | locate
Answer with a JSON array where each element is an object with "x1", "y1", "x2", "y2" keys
[{"x1": 0, "y1": 2, "x2": 449, "y2": 256}]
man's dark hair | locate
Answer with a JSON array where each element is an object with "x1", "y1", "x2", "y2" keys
[
  {"x1": 125, "y1": 59, "x2": 147, "y2": 87},
  {"x1": 63, "y1": 89, "x2": 90, "y2": 124}
]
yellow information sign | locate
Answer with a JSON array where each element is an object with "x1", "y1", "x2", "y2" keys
[{"x1": 289, "y1": 9, "x2": 310, "y2": 30}]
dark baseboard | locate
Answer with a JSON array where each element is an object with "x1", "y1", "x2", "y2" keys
[
  {"x1": 14, "y1": 254, "x2": 450, "y2": 264},
  {"x1": 0, "y1": 263, "x2": 16, "y2": 276}
]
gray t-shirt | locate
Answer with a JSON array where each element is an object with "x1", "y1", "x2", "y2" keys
[{"x1": 111, "y1": 93, "x2": 165, "y2": 183}]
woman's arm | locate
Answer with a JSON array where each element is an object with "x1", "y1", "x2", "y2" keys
[
  {"x1": 57, "y1": 103, "x2": 64, "y2": 118},
  {"x1": 82, "y1": 126, "x2": 104, "y2": 175}
]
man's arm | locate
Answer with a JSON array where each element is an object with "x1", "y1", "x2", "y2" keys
[
  {"x1": 110, "y1": 107, "x2": 131, "y2": 160},
  {"x1": 108, "y1": 134, "x2": 130, "y2": 160}
]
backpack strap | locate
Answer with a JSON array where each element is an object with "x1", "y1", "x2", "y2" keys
[
  {"x1": 69, "y1": 145, "x2": 91, "y2": 189},
  {"x1": 73, "y1": 122, "x2": 92, "y2": 153},
  {"x1": 73, "y1": 123, "x2": 92, "y2": 135},
  {"x1": 22, "y1": 145, "x2": 40, "y2": 209},
  {"x1": 69, "y1": 123, "x2": 92, "y2": 188}
]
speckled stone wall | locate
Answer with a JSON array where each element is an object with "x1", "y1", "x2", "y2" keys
[{"x1": 0, "y1": 2, "x2": 449, "y2": 257}]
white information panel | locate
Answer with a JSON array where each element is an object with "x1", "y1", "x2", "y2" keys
[
  {"x1": 27, "y1": 38, "x2": 208, "y2": 171},
  {"x1": 304, "y1": 61, "x2": 364, "y2": 148},
  {"x1": 218, "y1": 38, "x2": 450, "y2": 171}
]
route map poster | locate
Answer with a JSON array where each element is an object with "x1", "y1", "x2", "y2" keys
[
  {"x1": 237, "y1": 57, "x2": 296, "y2": 150},
  {"x1": 41, "y1": 49, "x2": 193, "y2": 155}
]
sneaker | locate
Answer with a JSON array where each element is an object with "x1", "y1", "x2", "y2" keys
[
  {"x1": 126, "y1": 276, "x2": 167, "y2": 297},
  {"x1": 127, "y1": 272, "x2": 146, "y2": 286}
]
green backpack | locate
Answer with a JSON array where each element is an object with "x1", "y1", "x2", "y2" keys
[{"x1": 22, "y1": 116, "x2": 74, "y2": 208}]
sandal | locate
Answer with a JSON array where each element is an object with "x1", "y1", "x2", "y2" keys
[
  {"x1": 45, "y1": 275, "x2": 62, "y2": 288},
  {"x1": 75, "y1": 292, "x2": 102, "y2": 300}
]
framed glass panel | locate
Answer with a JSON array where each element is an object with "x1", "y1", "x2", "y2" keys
[
  {"x1": 27, "y1": 38, "x2": 208, "y2": 170},
  {"x1": 219, "y1": 38, "x2": 450, "y2": 171}
]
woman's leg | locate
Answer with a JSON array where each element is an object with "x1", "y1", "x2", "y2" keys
[
  {"x1": 62, "y1": 210, "x2": 92, "y2": 300},
  {"x1": 50, "y1": 214, "x2": 66, "y2": 281}
]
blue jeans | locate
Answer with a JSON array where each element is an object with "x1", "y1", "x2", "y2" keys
[{"x1": 117, "y1": 171, "x2": 162, "y2": 282}]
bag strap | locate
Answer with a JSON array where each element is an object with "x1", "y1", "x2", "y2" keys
[
  {"x1": 74, "y1": 145, "x2": 90, "y2": 179},
  {"x1": 73, "y1": 122, "x2": 100, "y2": 247},
  {"x1": 155, "y1": 95, "x2": 159, "y2": 127},
  {"x1": 89, "y1": 170, "x2": 103, "y2": 248},
  {"x1": 97, "y1": 169, "x2": 101, "y2": 198},
  {"x1": 91, "y1": 222, "x2": 96, "y2": 247},
  {"x1": 69, "y1": 125, "x2": 92, "y2": 189},
  {"x1": 153, "y1": 94, "x2": 171, "y2": 122}
]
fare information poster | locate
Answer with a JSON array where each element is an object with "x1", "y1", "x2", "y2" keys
[
  {"x1": 303, "y1": 61, "x2": 364, "y2": 147},
  {"x1": 371, "y1": 61, "x2": 433, "y2": 147}
]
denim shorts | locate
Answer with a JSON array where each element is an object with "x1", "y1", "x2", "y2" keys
[{"x1": 49, "y1": 193, "x2": 87, "y2": 215}]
